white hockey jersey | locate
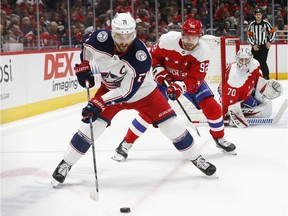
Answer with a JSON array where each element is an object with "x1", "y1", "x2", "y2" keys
[{"x1": 80, "y1": 30, "x2": 156, "y2": 105}]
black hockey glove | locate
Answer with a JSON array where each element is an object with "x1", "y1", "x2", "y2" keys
[
  {"x1": 74, "y1": 60, "x2": 95, "y2": 88},
  {"x1": 81, "y1": 97, "x2": 105, "y2": 123}
]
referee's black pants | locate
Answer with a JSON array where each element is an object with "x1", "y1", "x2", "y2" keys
[{"x1": 251, "y1": 45, "x2": 270, "y2": 80}]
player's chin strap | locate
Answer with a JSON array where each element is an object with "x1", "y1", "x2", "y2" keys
[
  {"x1": 85, "y1": 81, "x2": 100, "y2": 201},
  {"x1": 164, "y1": 80, "x2": 201, "y2": 136}
]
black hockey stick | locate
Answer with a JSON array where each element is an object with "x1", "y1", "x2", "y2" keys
[
  {"x1": 164, "y1": 80, "x2": 201, "y2": 136},
  {"x1": 85, "y1": 81, "x2": 99, "y2": 201}
]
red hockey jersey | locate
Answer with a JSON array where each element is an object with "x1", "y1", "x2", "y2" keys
[
  {"x1": 150, "y1": 31, "x2": 210, "y2": 94},
  {"x1": 222, "y1": 59, "x2": 261, "y2": 114}
]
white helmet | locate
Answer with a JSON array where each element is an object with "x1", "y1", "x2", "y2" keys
[
  {"x1": 111, "y1": 12, "x2": 136, "y2": 35},
  {"x1": 236, "y1": 48, "x2": 253, "y2": 72}
]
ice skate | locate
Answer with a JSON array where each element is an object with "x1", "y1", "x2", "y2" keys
[
  {"x1": 192, "y1": 155, "x2": 216, "y2": 176},
  {"x1": 111, "y1": 139, "x2": 133, "y2": 162},
  {"x1": 52, "y1": 160, "x2": 72, "y2": 185},
  {"x1": 214, "y1": 138, "x2": 237, "y2": 155}
]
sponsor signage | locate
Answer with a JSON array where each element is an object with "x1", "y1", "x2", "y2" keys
[{"x1": 1, "y1": 50, "x2": 82, "y2": 110}]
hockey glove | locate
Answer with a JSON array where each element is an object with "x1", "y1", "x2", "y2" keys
[
  {"x1": 152, "y1": 67, "x2": 172, "y2": 86},
  {"x1": 166, "y1": 83, "x2": 183, "y2": 100},
  {"x1": 227, "y1": 102, "x2": 249, "y2": 128},
  {"x1": 262, "y1": 79, "x2": 283, "y2": 100},
  {"x1": 74, "y1": 60, "x2": 95, "y2": 88},
  {"x1": 81, "y1": 97, "x2": 105, "y2": 123}
]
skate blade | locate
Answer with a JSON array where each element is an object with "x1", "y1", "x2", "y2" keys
[
  {"x1": 205, "y1": 172, "x2": 219, "y2": 180},
  {"x1": 223, "y1": 149, "x2": 237, "y2": 155},
  {"x1": 111, "y1": 154, "x2": 125, "y2": 162},
  {"x1": 51, "y1": 179, "x2": 61, "y2": 188}
]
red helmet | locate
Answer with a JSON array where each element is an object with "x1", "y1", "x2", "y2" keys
[{"x1": 182, "y1": 19, "x2": 203, "y2": 36}]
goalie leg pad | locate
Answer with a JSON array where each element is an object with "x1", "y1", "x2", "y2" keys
[
  {"x1": 159, "y1": 116, "x2": 199, "y2": 160},
  {"x1": 242, "y1": 100, "x2": 272, "y2": 118}
]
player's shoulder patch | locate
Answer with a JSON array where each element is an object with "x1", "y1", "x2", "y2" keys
[
  {"x1": 135, "y1": 50, "x2": 147, "y2": 61},
  {"x1": 97, "y1": 31, "x2": 108, "y2": 42}
]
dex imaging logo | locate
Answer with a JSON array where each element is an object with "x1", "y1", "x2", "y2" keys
[{"x1": 44, "y1": 53, "x2": 78, "y2": 91}]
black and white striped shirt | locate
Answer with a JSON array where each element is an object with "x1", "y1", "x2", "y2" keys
[{"x1": 247, "y1": 20, "x2": 276, "y2": 46}]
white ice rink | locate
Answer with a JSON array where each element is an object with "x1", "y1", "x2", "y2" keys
[{"x1": 1, "y1": 81, "x2": 288, "y2": 216}]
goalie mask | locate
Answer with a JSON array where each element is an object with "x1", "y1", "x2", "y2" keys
[{"x1": 236, "y1": 48, "x2": 253, "y2": 73}]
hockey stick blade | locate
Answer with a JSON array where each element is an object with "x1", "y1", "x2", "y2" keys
[
  {"x1": 90, "y1": 189, "x2": 99, "y2": 201},
  {"x1": 272, "y1": 98, "x2": 287, "y2": 124}
]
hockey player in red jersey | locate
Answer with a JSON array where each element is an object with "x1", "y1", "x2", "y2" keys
[
  {"x1": 221, "y1": 48, "x2": 282, "y2": 128},
  {"x1": 112, "y1": 19, "x2": 237, "y2": 162},
  {"x1": 52, "y1": 13, "x2": 217, "y2": 185}
]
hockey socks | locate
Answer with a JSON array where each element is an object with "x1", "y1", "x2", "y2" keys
[
  {"x1": 52, "y1": 132, "x2": 92, "y2": 184},
  {"x1": 63, "y1": 131, "x2": 92, "y2": 166},
  {"x1": 172, "y1": 129, "x2": 200, "y2": 161},
  {"x1": 125, "y1": 114, "x2": 151, "y2": 144},
  {"x1": 171, "y1": 128, "x2": 216, "y2": 176}
]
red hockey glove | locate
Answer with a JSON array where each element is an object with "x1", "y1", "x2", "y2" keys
[
  {"x1": 81, "y1": 97, "x2": 105, "y2": 123},
  {"x1": 152, "y1": 67, "x2": 172, "y2": 86},
  {"x1": 166, "y1": 83, "x2": 183, "y2": 100},
  {"x1": 74, "y1": 60, "x2": 95, "y2": 88}
]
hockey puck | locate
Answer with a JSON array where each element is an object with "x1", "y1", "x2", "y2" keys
[{"x1": 120, "y1": 207, "x2": 131, "y2": 213}]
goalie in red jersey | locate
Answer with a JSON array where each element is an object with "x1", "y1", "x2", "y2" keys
[
  {"x1": 221, "y1": 48, "x2": 283, "y2": 128},
  {"x1": 112, "y1": 19, "x2": 237, "y2": 162}
]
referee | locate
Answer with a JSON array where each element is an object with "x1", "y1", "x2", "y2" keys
[{"x1": 247, "y1": 8, "x2": 276, "y2": 80}]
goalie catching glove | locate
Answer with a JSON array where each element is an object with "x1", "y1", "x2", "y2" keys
[
  {"x1": 81, "y1": 97, "x2": 105, "y2": 123},
  {"x1": 74, "y1": 60, "x2": 95, "y2": 88},
  {"x1": 261, "y1": 79, "x2": 283, "y2": 100}
]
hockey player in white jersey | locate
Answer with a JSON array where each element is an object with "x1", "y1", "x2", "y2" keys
[
  {"x1": 52, "y1": 13, "x2": 217, "y2": 185},
  {"x1": 221, "y1": 48, "x2": 283, "y2": 128},
  {"x1": 112, "y1": 19, "x2": 237, "y2": 162}
]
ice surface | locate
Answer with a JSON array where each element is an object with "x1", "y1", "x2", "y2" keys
[{"x1": 1, "y1": 81, "x2": 287, "y2": 216}]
